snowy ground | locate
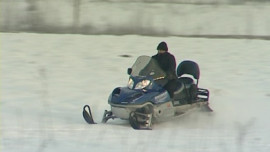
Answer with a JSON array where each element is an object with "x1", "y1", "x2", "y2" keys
[{"x1": 1, "y1": 32, "x2": 270, "y2": 152}]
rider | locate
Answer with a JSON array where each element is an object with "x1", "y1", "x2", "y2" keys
[{"x1": 152, "y1": 41, "x2": 177, "y2": 98}]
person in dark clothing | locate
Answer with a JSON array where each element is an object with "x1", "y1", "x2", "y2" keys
[{"x1": 152, "y1": 41, "x2": 177, "y2": 98}]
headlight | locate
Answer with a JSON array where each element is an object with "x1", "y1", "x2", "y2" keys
[
  {"x1": 135, "y1": 80, "x2": 150, "y2": 90},
  {"x1": 127, "y1": 78, "x2": 134, "y2": 89}
]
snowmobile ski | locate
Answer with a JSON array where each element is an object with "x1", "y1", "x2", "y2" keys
[
  {"x1": 82, "y1": 105, "x2": 96, "y2": 124},
  {"x1": 102, "y1": 110, "x2": 116, "y2": 123}
]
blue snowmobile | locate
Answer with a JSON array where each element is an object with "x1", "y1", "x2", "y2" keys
[{"x1": 83, "y1": 55, "x2": 212, "y2": 130}]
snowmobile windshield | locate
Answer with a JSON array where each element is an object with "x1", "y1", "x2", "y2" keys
[{"x1": 130, "y1": 56, "x2": 166, "y2": 80}]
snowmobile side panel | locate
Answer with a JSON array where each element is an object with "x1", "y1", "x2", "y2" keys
[
  {"x1": 152, "y1": 102, "x2": 175, "y2": 120},
  {"x1": 111, "y1": 102, "x2": 154, "y2": 120}
]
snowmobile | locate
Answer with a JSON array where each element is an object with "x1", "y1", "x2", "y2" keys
[{"x1": 83, "y1": 55, "x2": 212, "y2": 130}]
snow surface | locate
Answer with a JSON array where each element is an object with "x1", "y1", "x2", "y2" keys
[{"x1": 1, "y1": 32, "x2": 270, "y2": 152}]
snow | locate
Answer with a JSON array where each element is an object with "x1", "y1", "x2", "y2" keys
[
  {"x1": 1, "y1": 2, "x2": 270, "y2": 152},
  {"x1": 2, "y1": 32, "x2": 270, "y2": 152}
]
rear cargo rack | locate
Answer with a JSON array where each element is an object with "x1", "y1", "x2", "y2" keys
[{"x1": 197, "y1": 88, "x2": 209, "y2": 101}]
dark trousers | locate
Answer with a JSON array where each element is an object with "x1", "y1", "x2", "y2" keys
[{"x1": 164, "y1": 79, "x2": 177, "y2": 98}]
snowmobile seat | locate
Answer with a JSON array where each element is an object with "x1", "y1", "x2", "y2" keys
[
  {"x1": 176, "y1": 60, "x2": 200, "y2": 86},
  {"x1": 173, "y1": 80, "x2": 184, "y2": 95},
  {"x1": 178, "y1": 77, "x2": 194, "y2": 88}
]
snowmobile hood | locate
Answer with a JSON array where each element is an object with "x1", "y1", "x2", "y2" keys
[
  {"x1": 108, "y1": 87, "x2": 170, "y2": 105},
  {"x1": 108, "y1": 56, "x2": 171, "y2": 106}
]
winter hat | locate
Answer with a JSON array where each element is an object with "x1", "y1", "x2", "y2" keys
[{"x1": 157, "y1": 41, "x2": 168, "y2": 51}]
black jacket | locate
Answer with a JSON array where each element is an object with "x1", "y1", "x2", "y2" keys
[{"x1": 152, "y1": 52, "x2": 177, "y2": 80}]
